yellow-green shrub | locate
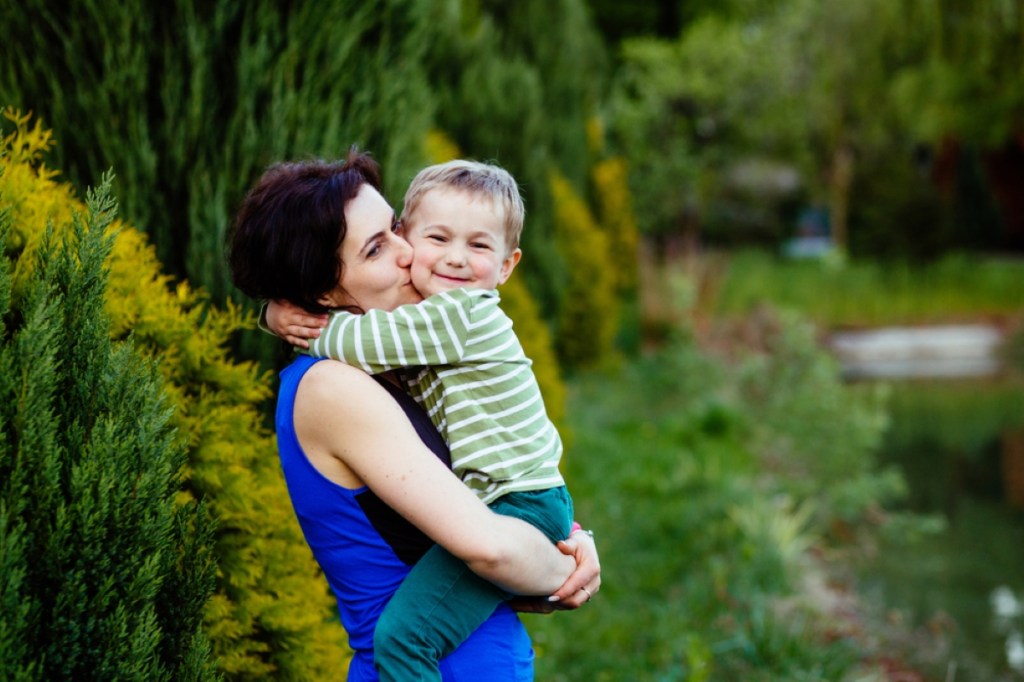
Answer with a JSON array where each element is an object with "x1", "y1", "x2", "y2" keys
[
  {"x1": 550, "y1": 170, "x2": 618, "y2": 369},
  {"x1": 1, "y1": 110, "x2": 348, "y2": 680},
  {"x1": 498, "y1": 274, "x2": 567, "y2": 431},
  {"x1": 592, "y1": 156, "x2": 639, "y2": 294},
  {"x1": 421, "y1": 129, "x2": 463, "y2": 167}
]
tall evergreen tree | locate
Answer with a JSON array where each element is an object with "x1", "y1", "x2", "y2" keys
[
  {"x1": 0, "y1": 173, "x2": 217, "y2": 680},
  {"x1": 0, "y1": 0, "x2": 435, "y2": 306},
  {"x1": 419, "y1": 0, "x2": 608, "y2": 311}
]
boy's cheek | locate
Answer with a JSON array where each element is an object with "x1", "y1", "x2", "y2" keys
[{"x1": 409, "y1": 266, "x2": 437, "y2": 296}]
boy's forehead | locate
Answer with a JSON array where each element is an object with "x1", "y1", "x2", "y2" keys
[
  {"x1": 413, "y1": 186, "x2": 497, "y2": 208},
  {"x1": 405, "y1": 188, "x2": 506, "y2": 227}
]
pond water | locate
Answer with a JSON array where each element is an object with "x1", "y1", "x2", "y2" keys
[{"x1": 855, "y1": 378, "x2": 1024, "y2": 681}]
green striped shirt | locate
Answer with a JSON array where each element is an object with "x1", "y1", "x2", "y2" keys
[{"x1": 307, "y1": 288, "x2": 564, "y2": 503}]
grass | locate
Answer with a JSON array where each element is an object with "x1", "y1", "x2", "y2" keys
[
  {"x1": 525, "y1": 248, "x2": 1024, "y2": 679},
  {"x1": 525, "y1": 334, "x2": 889, "y2": 681},
  {"x1": 709, "y1": 250, "x2": 1024, "y2": 327}
]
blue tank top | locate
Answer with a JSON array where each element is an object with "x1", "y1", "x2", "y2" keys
[{"x1": 276, "y1": 354, "x2": 534, "y2": 681}]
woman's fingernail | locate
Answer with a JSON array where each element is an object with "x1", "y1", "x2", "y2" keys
[{"x1": 547, "y1": 596, "x2": 560, "y2": 602}]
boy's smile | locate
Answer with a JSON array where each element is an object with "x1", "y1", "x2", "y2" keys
[{"x1": 402, "y1": 188, "x2": 521, "y2": 298}]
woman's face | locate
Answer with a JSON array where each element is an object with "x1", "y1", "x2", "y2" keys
[{"x1": 318, "y1": 184, "x2": 422, "y2": 312}]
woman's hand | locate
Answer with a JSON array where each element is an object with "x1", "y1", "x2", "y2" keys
[
  {"x1": 266, "y1": 299, "x2": 328, "y2": 349},
  {"x1": 513, "y1": 529, "x2": 601, "y2": 613}
]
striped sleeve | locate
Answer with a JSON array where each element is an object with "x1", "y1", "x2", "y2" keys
[{"x1": 305, "y1": 289, "x2": 482, "y2": 374}]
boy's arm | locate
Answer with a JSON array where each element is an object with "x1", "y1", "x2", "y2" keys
[{"x1": 307, "y1": 288, "x2": 487, "y2": 374}]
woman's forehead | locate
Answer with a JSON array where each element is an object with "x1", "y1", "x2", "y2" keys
[{"x1": 344, "y1": 185, "x2": 394, "y2": 239}]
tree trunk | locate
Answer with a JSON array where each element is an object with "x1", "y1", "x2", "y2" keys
[{"x1": 829, "y1": 144, "x2": 855, "y2": 253}]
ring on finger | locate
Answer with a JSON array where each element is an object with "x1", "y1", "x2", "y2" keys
[{"x1": 580, "y1": 586, "x2": 592, "y2": 602}]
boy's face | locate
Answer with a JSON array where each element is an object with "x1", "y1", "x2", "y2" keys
[{"x1": 401, "y1": 188, "x2": 521, "y2": 298}]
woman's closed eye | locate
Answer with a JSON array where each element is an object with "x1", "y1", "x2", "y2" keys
[{"x1": 366, "y1": 236, "x2": 389, "y2": 258}]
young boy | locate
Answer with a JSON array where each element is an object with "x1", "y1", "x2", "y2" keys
[{"x1": 267, "y1": 160, "x2": 576, "y2": 681}]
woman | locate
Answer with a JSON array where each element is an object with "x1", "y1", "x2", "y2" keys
[{"x1": 228, "y1": 150, "x2": 600, "y2": 680}]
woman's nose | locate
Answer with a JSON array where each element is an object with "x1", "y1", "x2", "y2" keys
[{"x1": 395, "y1": 235, "x2": 414, "y2": 266}]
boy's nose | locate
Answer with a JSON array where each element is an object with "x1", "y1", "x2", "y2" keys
[{"x1": 445, "y1": 248, "x2": 467, "y2": 266}]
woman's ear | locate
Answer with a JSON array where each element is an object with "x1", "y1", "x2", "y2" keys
[
  {"x1": 317, "y1": 285, "x2": 349, "y2": 309},
  {"x1": 497, "y1": 248, "x2": 522, "y2": 286}
]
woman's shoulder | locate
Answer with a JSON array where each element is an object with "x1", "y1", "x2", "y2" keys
[
  {"x1": 294, "y1": 360, "x2": 404, "y2": 440},
  {"x1": 299, "y1": 358, "x2": 387, "y2": 401}
]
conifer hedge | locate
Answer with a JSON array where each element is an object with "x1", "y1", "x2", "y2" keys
[
  {"x1": 0, "y1": 118, "x2": 216, "y2": 680},
  {"x1": 0, "y1": 0, "x2": 435, "y2": 307},
  {"x1": 0, "y1": 1, "x2": 626, "y2": 368},
  {"x1": 1, "y1": 111, "x2": 349, "y2": 680},
  {"x1": 419, "y1": 0, "x2": 608, "y2": 310}
]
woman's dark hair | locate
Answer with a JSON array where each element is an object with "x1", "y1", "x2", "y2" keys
[{"x1": 228, "y1": 148, "x2": 382, "y2": 312}]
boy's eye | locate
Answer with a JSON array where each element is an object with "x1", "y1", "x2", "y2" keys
[
  {"x1": 391, "y1": 218, "x2": 403, "y2": 234},
  {"x1": 428, "y1": 234, "x2": 446, "y2": 243},
  {"x1": 471, "y1": 242, "x2": 491, "y2": 250}
]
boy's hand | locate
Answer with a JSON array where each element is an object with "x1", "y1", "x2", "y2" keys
[
  {"x1": 266, "y1": 299, "x2": 328, "y2": 349},
  {"x1": 508, "y1": 596, "x2": 559, "y2": 614}
]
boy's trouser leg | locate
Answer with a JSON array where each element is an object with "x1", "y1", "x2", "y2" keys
[
  {"x1": 374, "y1": 488, "x2": 573, "y2": 682},
  {"x1": 374, "y1": 544, "x2": 507, "y2": 682}
]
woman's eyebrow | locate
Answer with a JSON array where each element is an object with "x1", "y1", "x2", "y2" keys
[
  {"x1": 359, "y1": 213, "x2": 397, "y2": 255},
  {"x1": 360, "y1": 230, "x2": 386, "y2": 255}
]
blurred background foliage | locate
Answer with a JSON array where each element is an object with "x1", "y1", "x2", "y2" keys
[
  {"x1": 604, "y1": 0, "x2": 1024, "y2": 258},
  {"x1": 2, "y1": 0, "x2": 1024, "y2": 679},
  {"x1": 2, "y1": 0, "x2": 1020, "y2": 328}
]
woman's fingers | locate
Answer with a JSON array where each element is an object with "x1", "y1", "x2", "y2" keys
[{"x1": 547, "y1": 533, "x2": 601, "y2": 610}]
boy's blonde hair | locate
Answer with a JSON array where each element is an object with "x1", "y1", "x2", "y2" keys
[{"x1": 402, "y1": 160, "x2": 525, "y2": 252}]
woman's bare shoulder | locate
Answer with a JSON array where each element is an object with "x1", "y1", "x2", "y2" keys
[{"x1": 299, "y1": 359, "x2": 389, "y2": 404}]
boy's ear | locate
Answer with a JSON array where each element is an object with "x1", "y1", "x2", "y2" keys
[{"x1": 497, "y1": 248, "x2": 522, "y2": 286}]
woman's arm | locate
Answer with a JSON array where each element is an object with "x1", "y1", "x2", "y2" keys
[
  {"x1": 511, "y1": 530, "x2": 602, "y2": 612},
  {"x1": 294, "y1": 360, "x2": 576, "y2": 595}
]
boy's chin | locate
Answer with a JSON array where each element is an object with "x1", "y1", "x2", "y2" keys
[{"x1": 416, "y1": 280, "x2": 462, "y2": 297}]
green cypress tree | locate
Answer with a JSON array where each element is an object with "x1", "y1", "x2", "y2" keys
[
  {"x1": 417, "y1": 0, "x2": 610, "y2": 326},
  {"x1": 0, "y1": 0, "x2": 435, "y2": 305},
  {"x1": 0, "y1": 175, "x2": 217, "y2": 680}
]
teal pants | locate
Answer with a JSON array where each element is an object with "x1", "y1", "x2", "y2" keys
[{"x1": 373, "y1": 486, "x2": 573, "y2": 682}]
